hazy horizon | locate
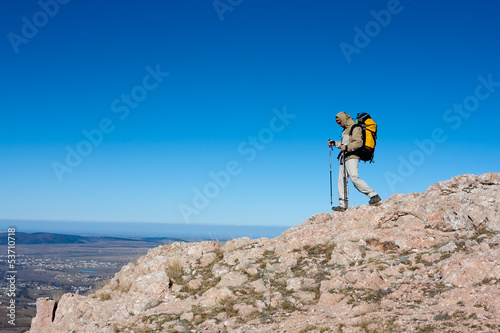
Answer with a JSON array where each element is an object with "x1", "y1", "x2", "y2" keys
[{"x1": 0, "y1": 219, "x2": 289, "y2": 240}]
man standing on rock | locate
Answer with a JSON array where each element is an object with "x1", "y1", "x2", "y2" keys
[{"x1": 328, "y1": 112, "x2": 381, "y2": 211}]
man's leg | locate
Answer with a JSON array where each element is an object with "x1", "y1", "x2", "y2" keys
[
  {"x1": 337, "y1": 162, "x2": 349, "y2": 208},
  {"x1": 345, "y1": 158, "x2": 377, "y2": 198}
]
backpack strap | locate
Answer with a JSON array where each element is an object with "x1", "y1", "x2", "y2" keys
[
  {"x1": 345, "y1": 124, "x2": 363, "y2": 158},
  {"x1": 349, "y1": 124, "x2": 362, "y2": 136}
]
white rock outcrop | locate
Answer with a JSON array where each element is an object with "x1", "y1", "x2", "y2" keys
[{"x1": 29, "y1": 173, "x2": 500, "y2": 332}]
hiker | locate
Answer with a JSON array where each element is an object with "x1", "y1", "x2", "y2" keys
[{"x1": 328, "y1": 112, "x2": 381, "y2": 211}]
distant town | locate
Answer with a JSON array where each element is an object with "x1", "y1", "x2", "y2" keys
[
  {"x1": 0, "y1": 253, "x2": 120, "y2": 295},
  {"x1": 0, "y1": 233, "x2": 170, "y2": 332}
]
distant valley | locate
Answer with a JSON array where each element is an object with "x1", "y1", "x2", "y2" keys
[
  {"x1": 0, "y1": 232, "x2": 179, "y2": 332},
  {"x1": 0, "y1": 231, "x2": 186, "y2": 245}
]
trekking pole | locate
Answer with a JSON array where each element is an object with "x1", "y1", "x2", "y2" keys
[
  {"x1": 329, "y1": 146, "x2": 333, "y2": 206},
  {"x1": 342, "y1": 151, "x2": 349, "y2": 209}
]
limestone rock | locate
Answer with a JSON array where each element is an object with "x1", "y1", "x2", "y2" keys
[
  {"x1": 28, "y1": 298, "x2": 56, "y2": 333},
  {"x1": 28, "y1": 172, "x2": 500, "y2": 333}
]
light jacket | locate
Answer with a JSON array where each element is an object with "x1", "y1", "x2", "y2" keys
[{"x1": 334, "y1": 112, "x2": 363, "y2": 161}]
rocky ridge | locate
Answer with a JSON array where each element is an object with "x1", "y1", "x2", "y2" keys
[{"x1": 29, "y1": 173, "x2": 500, "y2": 332}]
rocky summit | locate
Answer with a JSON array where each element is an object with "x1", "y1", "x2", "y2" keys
[{"x1": 29, "y1": 173, "x2": 499, "y2": 333}]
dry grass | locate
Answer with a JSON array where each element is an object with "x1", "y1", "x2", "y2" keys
[{"x1": 165, "y1": 258, "x2": 184, "y2": 283}]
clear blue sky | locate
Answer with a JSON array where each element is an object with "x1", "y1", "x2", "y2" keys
[{"x1": 1, "y1": 0, "x2": 499, "y2": 228}]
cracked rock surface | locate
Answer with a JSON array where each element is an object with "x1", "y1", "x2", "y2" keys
[{"x1": 29, "y1": 173, "x2": 500, "y2": 332}]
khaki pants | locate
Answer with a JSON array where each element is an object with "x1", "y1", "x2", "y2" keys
[{"x1": 338, "y1": 158, "x2": 377, "y2": 208}]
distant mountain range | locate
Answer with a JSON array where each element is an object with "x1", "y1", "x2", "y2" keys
[
  {"x1": 0, "y1": 221, "x2": 289, "y2": 240},
  {"x1": 0, "y1": 232, "x2": 185, "y2": 245}
]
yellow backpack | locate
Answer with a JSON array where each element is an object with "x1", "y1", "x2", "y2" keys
[{"x1": 350, "y1": 113, "x2": 377, "y2": 163}]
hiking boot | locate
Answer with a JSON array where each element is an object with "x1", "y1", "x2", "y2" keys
[
  {"x1": 369, "y1": 195, "x2": 381, "y2": 205},
  {"x1": 332, "y1": 206, "x2": 346, "y2": 212}
]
